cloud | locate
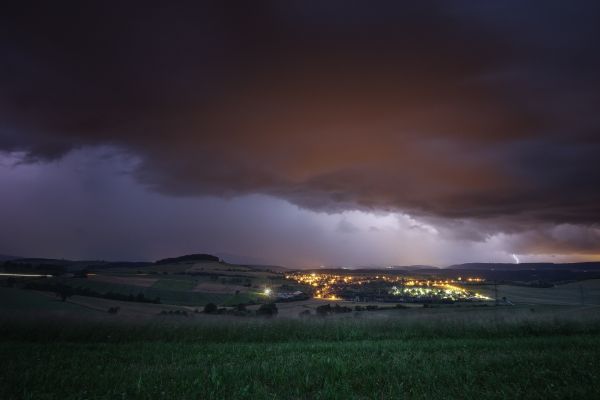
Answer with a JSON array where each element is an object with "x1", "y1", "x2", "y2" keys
[
  {"x1": 501, "y1": 224, "x2": 600, "y2": 256},
  {"x1": 336, "y1": 219, "x2": 359, "y2": 234},
  {"x1": 1, "y1": 1, "x2": 600, "y2": 246}
]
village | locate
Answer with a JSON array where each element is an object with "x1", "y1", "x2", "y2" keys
[{"x1": 283, "y1": 272, "x2": 492, "y2": 303}]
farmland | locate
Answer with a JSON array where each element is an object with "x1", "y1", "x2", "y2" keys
[
  {"x1": 3, "y1": 257, "x2": 600, "y2": 398},
  {"x1": 1, "y1": 306, "x2": 600, "y2": 399},
  {"x1": 478, "y1": 279, "x2": 600, "y2": 306}
]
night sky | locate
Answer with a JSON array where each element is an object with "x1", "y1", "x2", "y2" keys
[{"x1": 1, "y1": 1, "x2": 599, "y2": 266}]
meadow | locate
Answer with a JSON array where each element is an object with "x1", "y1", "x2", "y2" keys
[
  {"x1": 2, "y1": 298, "x2": 600, "y2": 399},
  {"x1": 3, "y1": 333, "x2": 599, "y2": 400}
]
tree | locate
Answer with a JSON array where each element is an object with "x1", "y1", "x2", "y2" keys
[
  {"x1": 333, "y1": 304, "x2": 351, "y2": 313},
  {"x1": 204, "y1": 302, "x2": 218, "y2": 314},
  {"x1": 316, "y1": 304, "x2": 332, "y2": 316},
  {"x1": 55, "y1": 284, "x2": 73, "y2": 302},
  {"x1": 257, "y1": 303, "x2": 278, "y2": 317}
]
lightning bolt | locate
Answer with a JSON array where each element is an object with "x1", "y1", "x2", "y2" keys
[{"x1": 512, "y1": 254, "x2": 520, "y2": 264}]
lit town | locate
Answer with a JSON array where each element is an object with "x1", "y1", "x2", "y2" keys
[{"x1": 284, "y1": 272, "x2": 491, "y2": 303}]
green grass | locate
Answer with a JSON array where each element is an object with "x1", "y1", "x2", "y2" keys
[
  {"x1": 64, "y1": 278, "x2": 244, "y2": 306},
  {"x1": 1, "y1": 325, "x2": 599, "y2": 399},
  {"x1": 3, "y1": 286, "x2": 600, "y2": 399},
  {"x1": 478, "y1": 279, "x2": 600, "y2": 305},
  {"x1": 1, "y1": 337, "x2": 598, "y2": 399},
  {"x1": 0, "y1": 287, "x2": 90, "y2": 312},
  {"x1": 151, "y1": 278, "x2": 197, "y2": 291}
]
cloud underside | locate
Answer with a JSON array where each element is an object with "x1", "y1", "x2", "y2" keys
[{"x1": 1, "y1": 2, "x2": 600, "y2": 253}]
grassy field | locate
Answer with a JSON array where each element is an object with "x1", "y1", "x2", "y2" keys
[
  {"x1": 1, "y1": 315, "x2": 600, "y2": 400},
  {"x1": 2, "y1": 335, "x2": 599, "y2": 400},
  {"x1": 62, "y1": 277, "x2": 254, "y2": 306},
  {"x1": 3, "y1": 279, "x2": 600, "y2": 399},
  {"x1": 151, "y1": 278, "x2": 197, "y2": 291},
  {"x1": 38, "y1": 260, "x2": 278, "y2": 307},
  {"x1": 0, "y1": 287, "x2": 90, "y2": 313},
  {"x1": 478, "y1": 279, "x2": 600, "y2": 305}
]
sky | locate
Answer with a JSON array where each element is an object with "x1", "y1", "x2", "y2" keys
[{"x1": 1, "y1": 1, "x2": 599, "y2": 266}]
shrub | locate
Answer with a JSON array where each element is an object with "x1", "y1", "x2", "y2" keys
[
  {"x1": 333, "y1": 304, "x2": 352, "y2": 313},
  {"x1": 204, "y1": 303, "x2": 218, "y2": 314},
  {"x1": 257, "y1": 303, "x2": 278, "y2": 317},
  {"x1": 316, "y1": 304, "x2": 332, "y2": 316},
  {"x1": 55, "y1": 284, "x2": 74, "y2": 302}
]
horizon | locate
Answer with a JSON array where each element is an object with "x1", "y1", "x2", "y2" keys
[{"x1": 4, "y1": 251, "x2": 600, "y2": 271}]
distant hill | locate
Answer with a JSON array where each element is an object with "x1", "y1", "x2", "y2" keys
[
  {"x1": 0, "y1": 254, "x2": 21, "y2": 262},
  {"x1": 215, "y1": 252, "x2": 277, "y2": 266},
  {"x1": 390, "y1": 265, "x2": 439, "y2": 271},
  {"x1": 242, "y1": 264, "x2": 290, "y2": 272},
  {"x1": 2, "y1": 257, "x2": 153, "y2": 273},
  {"x1": 447, "y1": 262, "x2": 600, "y2": 271},
  {"x1": 155, "y1": 254, "x2": 221, "y2": 265}
]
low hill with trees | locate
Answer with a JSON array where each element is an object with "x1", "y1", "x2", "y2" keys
[{"x1": 155, "y1": 254, "x2": 221, "y2": 265}]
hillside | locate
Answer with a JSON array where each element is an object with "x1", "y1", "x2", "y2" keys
[{"x1": 0, "y1": 254, "x2": 20, "y2": 262}]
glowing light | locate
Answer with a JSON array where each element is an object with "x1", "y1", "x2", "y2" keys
[
  {"x1": 285, "y1": 271, "x2": 491, "y2": 302},
  {"x1": 512, "y1": 254, "x2": 520, "y2": 264},
  {"x1": 263, "y1": 288, "x2": 272, "y2": 296}
]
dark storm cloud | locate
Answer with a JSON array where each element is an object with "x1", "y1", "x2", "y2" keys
[
  {"x1": 500, "y1": 224, "x2": 600, "y2": 256},
  {"x1": 1, "y1": 1, "x2": 600, "y2": 231}
]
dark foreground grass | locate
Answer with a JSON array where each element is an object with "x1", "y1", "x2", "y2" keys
[
  {"x1": 1, "y1": 316, "x2": 600, "y2": 399},
  {"x1": 2, "y1": 336, "x2": 599, "y2": 399}
]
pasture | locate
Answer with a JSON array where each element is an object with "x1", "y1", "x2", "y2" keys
[
  {"x1": 1, "y1": 311, "x2": 600, "y2": 399},
  {"x1": 2, "y1": 274, "x2": 600, "y2": 399},
  {"x1": 477, "y1": 279, "x2": 600, "y2": 306}
]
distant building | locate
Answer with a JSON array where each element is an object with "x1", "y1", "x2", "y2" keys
[{"x1": 276, "y1": 291, "x2": 308, "y2": 302}]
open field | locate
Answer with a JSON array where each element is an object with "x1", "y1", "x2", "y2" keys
[
  {"x1": 151, "y1": 278, "x2": 197, "y2": 291},
  {"x1": 3, "y1": 336, "x2": 600, "y2": 400},
  {"x1": 1, "y1": 315, "x2": 600, "y2": 400},
  {"x1": 0, "y1": 287, "x2": 92, "y2": 313},
  {"x1": 192, "y1": 281, "x2": 251, "y2": 293},
  {"x1": 478, "y1": 279, "x2": 600, "y2": 306},
  {"x1": 88, "y1": 274, "x2": 158, "y2": 287},
  {"x1": 56, "y1": 277, "x2": 256, "y2": 306},
  {"x1": 3, "y1": 268, "x2": 600, "y2": 398},
  {"x1": 3, "y1": 282, "x2": 600, "y2": 399}
]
